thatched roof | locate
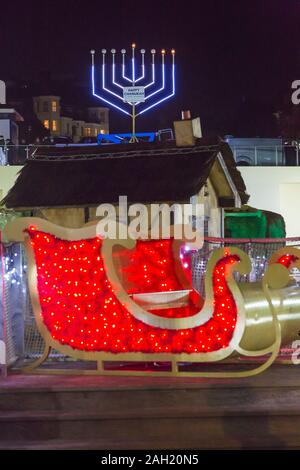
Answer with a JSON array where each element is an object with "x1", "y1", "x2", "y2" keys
[{"x1": 2, "y1": 137, "x2": 249, "y2": 209}]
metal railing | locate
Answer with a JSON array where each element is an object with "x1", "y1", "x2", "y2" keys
[
  {"x1": 230, "y1": 145, "x2": 300, "y2": 166},
  {"x1": 0, "y1": 132, "x2": 177, "y2": 165},
  {"x1": 1, "y1": 142, "x2": 300, "y2": 167},
  {"x1": 0, "y1": 145, "x2": 36, "y2": 165},
  {"x1": 0, "y1": 143, "x2": 102, "y2": 165}
]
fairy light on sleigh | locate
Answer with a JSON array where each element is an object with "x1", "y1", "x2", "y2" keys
[{"x1": 4, "y1": 217, "x2": 300, "y2": 377}]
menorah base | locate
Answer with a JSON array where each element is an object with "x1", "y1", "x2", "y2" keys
[
  {"x1": 129, "y1": 134, "x2": 139, "y2": 143},
  {"x1": 97, "y1": 133, "x2": 156, "y2": 144}
]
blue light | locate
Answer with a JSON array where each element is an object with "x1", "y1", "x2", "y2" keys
[
  {"x1": 132, "y1": 55, "x2": 135, "y2": 83},
  {"x1": 98, "y1": 132, "x2": 156, "y2": 144},
  {"x1": 112, "y1": 63, "x2": 124, "y2": 89},
  {"x1": 135, "y1": 64, "x2": 145, "y2": 83},
  {"x1": 102, "y1": 64, "x2": 123, "y2": 101},
  {"x1": 122, "y1": 52, "x2": 132, "y2": 83},
  {"x1": 136, "y1": 62, "x2": 165, "y2": 105},
  {"x1": 91, "y1": 65, "x2": 131, "y2": 116},
  {"x1": 112, "y1": 52, "x2": 124, "y2": 89},
  {"x1": 136, "y1": 63, "x2": 175, "y2": 116},
  {"x1": 133, "y1": 61, "x2": 155, "y2": 106},
  {"x1": 144, "y1": 62, "x2": 155, "y2": 89}
]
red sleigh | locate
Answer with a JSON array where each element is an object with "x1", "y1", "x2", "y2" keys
[{"x1": 4, "y1": 217, "x2": 300, "y2": 377}]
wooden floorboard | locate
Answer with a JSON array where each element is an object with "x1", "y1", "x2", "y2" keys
[{"x1": 0, "y1": 364, "x2": 300, "y2": 449}]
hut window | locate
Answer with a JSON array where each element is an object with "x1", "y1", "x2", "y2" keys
[
  {"x1": 43, "y1": 120, "x2": 49, "y2": 129},
  {"x1": 52, "y1": 101, "x2": 57, "y2": 112},
  {"x1": 43, "y1": 101, "x2": 49, "y2": 112},
  {"x1": 52, "y1": 120, "x2": 57, "y2": 131}
]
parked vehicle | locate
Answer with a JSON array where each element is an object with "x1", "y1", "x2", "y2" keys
[{"x1": 42, "y1": 136, "x2": 73, "y2": 145}]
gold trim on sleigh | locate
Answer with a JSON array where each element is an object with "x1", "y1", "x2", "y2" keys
[{"x1": 4, "y1": 217, "x2": 300, "y2": 378}]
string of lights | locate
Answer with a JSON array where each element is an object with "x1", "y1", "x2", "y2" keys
[{"x1": 27, "y1": 227, "x2": 239, "y2": 354}]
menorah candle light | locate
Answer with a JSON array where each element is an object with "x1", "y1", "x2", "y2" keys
[{"x1": 90, "y1": 44, "x2": 176, "y2": 142}]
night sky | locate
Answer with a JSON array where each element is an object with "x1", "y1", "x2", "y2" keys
[{"x1": 1, "y1": 0, "x2": 299, "y2": 136}]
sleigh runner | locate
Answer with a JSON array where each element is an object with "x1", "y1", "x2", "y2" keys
[{"x1": 3, "y1": 217, "x2": 300, "y2": 377}]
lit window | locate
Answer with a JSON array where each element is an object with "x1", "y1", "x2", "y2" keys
[
  {"x1": 52, "y1": 120, "x2": 57, "y2": 131},
  {"x1": 52, "y1": 101, "x2": 57, "y2": 112},
  {"x1": 43, "y1": 120, "x2": 49, "y2": 129},
  {"x1": 94, "y1": 128, "x2": 98, "y2": 136},
  {"x1": 85, "y1": 128, "x2": 91, "y2": 136}
]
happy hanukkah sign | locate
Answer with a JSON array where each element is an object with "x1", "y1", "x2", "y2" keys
[{"x1": 90, "y1": 44, "x2": 176, "y2": 142}]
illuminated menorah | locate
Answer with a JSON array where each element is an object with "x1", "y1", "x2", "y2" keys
[{"x1": 90, "y1": 44, "x2": 175, "y2": 143}]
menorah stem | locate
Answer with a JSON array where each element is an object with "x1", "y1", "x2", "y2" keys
[
  {"x1": 132, "y1": 105, "x2": 136, "y2": 136},
  {"x1": 130, "y1": 104, "x2": 138, "y2": 143}
]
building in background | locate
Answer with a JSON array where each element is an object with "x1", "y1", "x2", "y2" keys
[
  {"x1": 226, "y1": 136, "x2": 299, "y2": 166},
  {"x1": 226, "y1": 136, "x2": 300, "y2": 237},
  {"x1": 0, "y1": 80, "x2": 23, "y2": 146},
  {"x1": 33, "y1": 96, "x2": 109, "y2": 142},
  {"x1": 0, "y1": 80, "x2": 24, "y2": 166},
  {"x1": 0, "y1": 105, "x2": 23, "y2": 146},
  {"x1": 238, "y1": 167, "x2": 300, "y2": 238}
]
